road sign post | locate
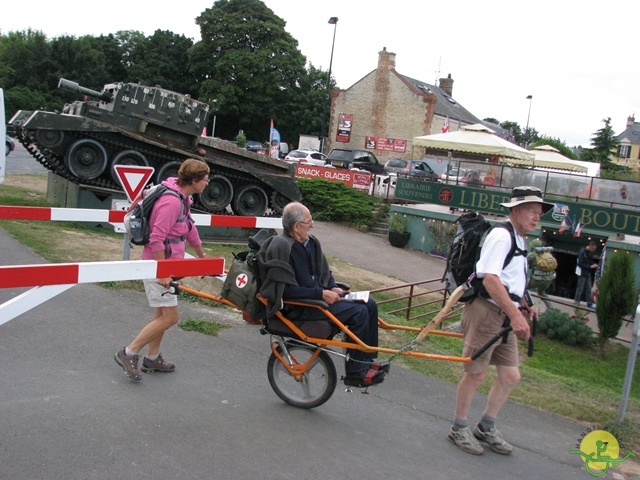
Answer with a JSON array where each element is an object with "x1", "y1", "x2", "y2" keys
[
  {"x1": 113, "y1": 165, "x2": 154, "y2": 259},
  {"x1": 113, "y1": 165, "x2": 154, "y2": 202}
]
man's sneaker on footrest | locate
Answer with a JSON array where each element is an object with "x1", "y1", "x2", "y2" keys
[
  {"x1": 370, "y1": 360, "x2": 390, "y2": 374},
  {"x1": 343, "y1": 368, "x2": 385, "y2": 388}
]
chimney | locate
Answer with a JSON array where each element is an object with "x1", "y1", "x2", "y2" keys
[
  {"x1": 627, "y1": 115, "x2": 635, "y2": 128},
  {"x1": 439, "y1": 73, "x2": 454, "y2": 97},
  {"x1": 377, "y1": 47, "x2": 396, "y2": 71}
]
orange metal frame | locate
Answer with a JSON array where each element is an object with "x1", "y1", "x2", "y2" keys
[{"x1": 174, "y1": 284, "x2": 471, "y2": 364}]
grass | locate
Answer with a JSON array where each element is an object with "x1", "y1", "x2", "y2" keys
[
  {"x1": 179, "y1": 318, "x2": 229, "y2": 336},
  {"x1": 2, "y1": 176, "x2": 640, "y2": 457}
]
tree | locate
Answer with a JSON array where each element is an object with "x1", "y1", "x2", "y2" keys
[
  {"x1": 595, "y1": 249, "x2": 635, "y2": 349},
  {"x1": 50, "y1": 35, "x2": 110, "y2": 91},
  {"x1": 0, "y1": 29, "x2": 57, "y2": 96},
  {"x1": 126, "y1": 30, "x2": 194, "y2": 95},
  {"x1": 85, "y1": 34, "x2": 129, "y2": 83},
  {"x1": 529, "y1": 136, "x2": 577, "y2": 159},
  {"x1": 587, "y1": 117, "x2": 620, "y2": 168},
  {"x1": 499, "y1": 120, "x2": 525, "y2": 145},
  {"x1": 187, "y1": 0, "x2": 309, "y2": 141}
]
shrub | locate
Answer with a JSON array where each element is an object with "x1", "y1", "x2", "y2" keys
[
  {"x1": 538, "y1": 308, "x2": 594, "y2": 347},
  {"x1": 596, "y1": 249, "x2": 636, "y2": 346},
  {"x1": 389, "y1": 213, "x2": 407, "y2": 233},
  {"x1": 296, "y1": 178, "x2": 379, "y2": 227}
]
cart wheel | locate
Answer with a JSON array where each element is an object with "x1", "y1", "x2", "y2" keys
[{"x1": 267, "y1": 343, "x2": 336, "y2": 409}]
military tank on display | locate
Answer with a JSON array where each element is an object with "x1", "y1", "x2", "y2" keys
[{"x1": 9, "y1": 78, "x2": 300, "y2": 216}]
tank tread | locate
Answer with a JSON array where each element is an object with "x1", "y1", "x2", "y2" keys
[{"x1": 18, "y1": 128, "x2": 286, "y2": 216}]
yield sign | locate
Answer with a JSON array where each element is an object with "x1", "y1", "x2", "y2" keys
[{"x1": 113, "y1": 165, "x2": 155, "y2": 202}]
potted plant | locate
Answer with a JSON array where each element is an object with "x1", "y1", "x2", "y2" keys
[{"x1": 388, "y1": 213, "x2": 411, "y2": 248}]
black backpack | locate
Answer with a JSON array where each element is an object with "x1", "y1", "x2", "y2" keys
[
  {"x1": 124, "y1": 184, "x2": 188, "y2": 246},
  {"x1": 443, "y1": 211, "x2": 525, "y2": 302}
]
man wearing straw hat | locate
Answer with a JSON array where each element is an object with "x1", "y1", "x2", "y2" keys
[{"x1": 448, "y1": 186, "x2": 554, "y2": 456}]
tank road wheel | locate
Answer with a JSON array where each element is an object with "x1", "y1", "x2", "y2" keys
[
  {"x1": 199, "y1": 175, "x2": 233, "y2": 212},
  {"x1": 270, "y1": 191, "x2": 291, "y2": 215},
  {"x1": 64, "y1": 139, "x2": 108, "y2": 180},
  {"x1": 35, "y1": 130, "x2": 64, "y2": 149},
  {"x1": 156, "y1": 161, "x2": 182, "y2": 184},
  {"x1": 267, "y1": 343, "x2": 337, "y2": 409},
  {"x1": 231, "y1": 184, "x2": 269, "y2": 217},
  {"x1": 110, "y1": 150, "x2": 149, "y2": 183}
]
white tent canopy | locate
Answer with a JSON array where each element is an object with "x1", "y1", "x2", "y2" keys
[
  {"x1": 413, "y1": 124, "x2": 535, "y2": 162},
  {"x1": 530, "y1": 145, "x2": 600, "y2": 177}
]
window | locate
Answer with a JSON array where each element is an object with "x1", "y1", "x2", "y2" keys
[{"x1": 618, "y1": 145, "x2": 631, "y2": 158}]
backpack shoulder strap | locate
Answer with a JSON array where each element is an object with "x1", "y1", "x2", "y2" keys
[
  {"x1": 492, "y1": 221, "x2": 526, "y2": 268},
  {"x1": 160, "y1": 188, "x2": 189, "y2": 222}
]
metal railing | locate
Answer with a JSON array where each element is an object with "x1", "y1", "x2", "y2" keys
[{"x1": 371, "y1": 277, "x2": 635, "y2": 345}]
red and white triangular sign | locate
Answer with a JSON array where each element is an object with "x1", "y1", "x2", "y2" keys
[{"x1": 113, "y1": 165, "x2": 155, "y2": 202}]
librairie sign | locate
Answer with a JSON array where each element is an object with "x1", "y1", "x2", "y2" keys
[
  {"x1": 395, "y1": 178, "x2": 640, "y2": 236},
  {"x1": 294, "y1": 164, "x2": 372, "y2": 191}
]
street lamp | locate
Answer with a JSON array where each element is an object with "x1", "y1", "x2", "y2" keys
[
  {"x1": 320, "y1": 16, "x2": 338, "y2": 153},
  {"x1": 525, "y1": 94, "x2": 533, "y2": 147}
]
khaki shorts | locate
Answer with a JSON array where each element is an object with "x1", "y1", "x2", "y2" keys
[
  {"x1": 143, "y1": 278, "x2": 178, "y2": 308},
  {"x1": 461, "y1": 297, "x2": 519, "y2": 374}
]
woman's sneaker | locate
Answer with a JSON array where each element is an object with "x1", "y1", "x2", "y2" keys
[
  {"x1": 448, "y1": 426, "x2": 484, "y2": 455},
  {"x1": 114, "y1": 348, "x2": 142, "y2": 381},
  {"x1": 473, "y1": 424, "x2": 513, "y2": 455},
  {"x1": 141, "y1": 353, "x2": 175, "y2": 373}
]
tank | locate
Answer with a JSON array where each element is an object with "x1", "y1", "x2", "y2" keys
[{"x1": 9, "y1": 78, "x2": 301, "y2": 216}]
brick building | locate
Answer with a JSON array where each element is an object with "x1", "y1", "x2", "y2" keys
[{"x1": 325, "y1": 47, "x2": 481, "y2": 163}]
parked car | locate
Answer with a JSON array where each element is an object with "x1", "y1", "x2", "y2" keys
[
  {"x1": 383, "y1": 159, "x2": 438, "y2": 181},
  {"x1": 284, "y1": 149, "x2": 327, "y2": 166},
  {"x1": 326, "y1": 148, "x2": 384, "y2": 174},
  {"x1": 245, "y1": 140, "x2": 265, "y2": 154},
  {"x1": 5, "y1": 135, "x2": 15, "y2": 156},
  {"x1": 439, "y1": 167, "x2": 466, "y2": 183}
]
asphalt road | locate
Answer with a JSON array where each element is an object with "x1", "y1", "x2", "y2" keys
[{"x1": 0, "y1": 145, "x2": 602, "y2": 479}]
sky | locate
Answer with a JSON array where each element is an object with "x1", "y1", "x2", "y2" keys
[{"x1": 2, "y1": 0, "x2": 639, "y2": 147}]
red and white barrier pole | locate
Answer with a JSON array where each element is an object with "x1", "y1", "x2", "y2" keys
[
  {"x1": 0, "y1": 206, "x2": 283, "y2": 229},
  {"x1": 0, "y1": 257, "x2": 225, "y2": 324}
]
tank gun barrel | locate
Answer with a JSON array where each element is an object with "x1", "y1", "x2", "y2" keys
[{"x1": 58, "y1": 78, "x2": 112, "y2": 102}]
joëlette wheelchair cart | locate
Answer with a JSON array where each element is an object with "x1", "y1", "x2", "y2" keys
[{"x1": 170, "y1": 231, "x2": 516, "y2": 409}]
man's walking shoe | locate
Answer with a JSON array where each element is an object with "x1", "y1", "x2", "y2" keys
[
  {"x1": 448, "y1": 426, "x2": 484, "y2": 455},
  {"x1": 114, "y1": 348, "x2": 142, "y2": 381},
  {"x1": 473, "y1": 424, "x2": 513, "y2": 455},
  {"x1": 141, "y1": 353, "x2": 175, "y2": 373}
]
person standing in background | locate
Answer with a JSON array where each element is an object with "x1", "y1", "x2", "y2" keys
[{"x1": 574, "y1": 240, "x2": 598, "y2": 310}]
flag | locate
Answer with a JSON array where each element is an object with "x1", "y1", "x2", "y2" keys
[
  {"x1": 441, "y1": 116, "x2": 449, "y2": 133},
  {"x1": 573, "y1": 223, "x2": 584, "y2": 237},
  {"x1": 559, "y1": 215, "x2": 572, "y2": 233},
  {"x1": 571, "y1": 215, "x2": 577, "y2": 234},
  {"x1": 269, "y1": 119, "x2": 281, "y2": 159}
]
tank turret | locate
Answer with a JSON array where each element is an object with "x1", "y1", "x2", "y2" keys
[
  {"x1": 58, "y1": 78, "x2": 113, "y2": 103},
  {"x1": 10, "y1": 79, "x2": 300, "y2": 216}
]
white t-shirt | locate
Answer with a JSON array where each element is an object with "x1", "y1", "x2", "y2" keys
[{"x1": 476, "y1": 221, "x2": 527, "y2": 303}]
